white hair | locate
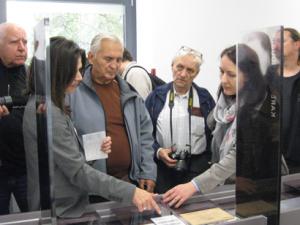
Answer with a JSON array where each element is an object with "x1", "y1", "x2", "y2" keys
[
  {"x1": 172, "y1": 46, "x2": 203, "y2": 71},
  {"x1": 89, "y1": 33, "x2": 122, "y2": 54}
]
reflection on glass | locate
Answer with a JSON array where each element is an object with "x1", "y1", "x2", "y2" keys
[
  {"x1": 23, "y1": 18, "x2": 54, "y2": 220},
  {"x1": 266, "y1": 27, "x2": 300, "y2": 174},
  {"x1": 242, "y1": 31, "x2": 272, "y2": 75},
  {"x1": 7, "y1": 0, "x2": 124, "y2": 62},
  {"x1": 236, "y1": 27, "x2": 283, "y2": 225}
]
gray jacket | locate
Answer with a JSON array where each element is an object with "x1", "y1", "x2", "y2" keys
[
  {"x1": 67, "y1": 68, "x2": 157, "y2": 182},
  {"x1": 193, "y1": 147, "x2": 236, "y2": 194},
  {"x1": 192, "y1": 94, "x2": 236, "y2": 194},
  {"x1": 23, "y1": 96, "x2": 136, "y2": 218}
]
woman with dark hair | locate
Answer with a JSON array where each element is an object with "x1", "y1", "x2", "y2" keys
[
  {"x1": 23, "y1": 37, "x2": 160, "y2": 218},
  {"x1": 163, "y1": 44, "x2": 270, "y2": 208}
]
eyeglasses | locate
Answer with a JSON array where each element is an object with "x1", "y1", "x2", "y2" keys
[{"x1": 177, "y1": 46, "x2": 203, "y2": 64}]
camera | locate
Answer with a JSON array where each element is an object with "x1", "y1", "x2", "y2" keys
[
  {"x1": 169, "y1": 148, "x2": 191, "y2": 172},
  {"x1": 0, "y1": 96, "x2": 27, "y2": 109},
  {"x1": 0, "y1": 96, "x2": 13, "y2": 108}
]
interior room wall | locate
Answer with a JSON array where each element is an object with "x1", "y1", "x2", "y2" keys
[{"x1": 136, "y1": 0, "x2": 300, "y2": 98}]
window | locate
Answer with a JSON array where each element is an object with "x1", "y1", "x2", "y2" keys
[{"x1": 4, "y1": 0, "x2": 136, "y2": 60}]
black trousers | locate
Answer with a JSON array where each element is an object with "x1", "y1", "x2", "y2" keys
[
  {"x1": 154, "y1": 151, "x2": 211, "y2": 194},
  {"x1": 0, "y1": 174, "x2": 28, "y2": 215}
]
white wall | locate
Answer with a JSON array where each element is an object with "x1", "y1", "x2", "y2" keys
[{"x1": 136, "y1": 0, "x2": 300, "y2": 98}]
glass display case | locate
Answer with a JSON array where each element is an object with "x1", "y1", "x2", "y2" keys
[
  {"x1": 1, "y1": 20, "x2": 300, "y2": 225},
  {"x1": 236, "y1": 26, "x2": 283, "y2": 225}
]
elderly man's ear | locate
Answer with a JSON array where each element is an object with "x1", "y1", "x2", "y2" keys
[{"x1": 88, "y1": 52, "x2": 94, "y2": 65}]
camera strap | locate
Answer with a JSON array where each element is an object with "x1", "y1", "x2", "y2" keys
[{"x1": 168, "y1": 83, "x2": 193, "y2": 154}]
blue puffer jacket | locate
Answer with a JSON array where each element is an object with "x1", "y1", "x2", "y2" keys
[{"x1": 145, "y1": 82, "x2": 215, "y2": 156}]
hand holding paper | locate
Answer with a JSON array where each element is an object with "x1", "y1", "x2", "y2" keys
[{"x1": 82, "y1": 131, "x2": 108, "y2": 161}]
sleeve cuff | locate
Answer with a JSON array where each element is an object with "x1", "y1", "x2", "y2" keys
[
  {"x1": 191, "y1": 179, "x2": 201, "y2": 193},
  {"x1": 156, "y1": 147, "x2": 163, "y2": 159}
]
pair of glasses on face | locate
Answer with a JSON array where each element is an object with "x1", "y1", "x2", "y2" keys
[{"x1": 177, "y1": 46, "x2": 203, "y2": 63}]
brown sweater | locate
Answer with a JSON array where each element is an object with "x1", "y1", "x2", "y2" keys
[{"x1": 93, "y1": 79, "x2": 131, "y2": 180}]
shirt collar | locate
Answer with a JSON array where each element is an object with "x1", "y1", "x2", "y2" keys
[{"x1": 174, "y1": 87, "x2": 191, "y2": 99}]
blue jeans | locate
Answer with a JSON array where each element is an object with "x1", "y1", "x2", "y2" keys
[{"x1": 0, "y1": 174, "x2": 28, "y2": 215}]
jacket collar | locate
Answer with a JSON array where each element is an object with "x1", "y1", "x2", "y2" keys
[
  {"x1": 82, "y1": 66, "x2": 140, "y2": 103},
  {"x1": 155, "y1": 82, "x2": 210, "y2": 105},
  {"x1": 0, "y1": 60, "x2": 25, "y2": 74}
]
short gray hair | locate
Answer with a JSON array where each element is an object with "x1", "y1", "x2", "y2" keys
[
  {"x1": 89, "y1": 33, "x2": 122, "y2": 54},
  {"x1": 172, "y1": 46, "x2": 203, "y2": 71},
  {"x1": 0, "y1": 23, "x2": 24, "y2": 44}
]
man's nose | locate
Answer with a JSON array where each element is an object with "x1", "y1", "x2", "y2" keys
[
  {"x1": 110, "y1": 60, "x2": 120, "y2": 69},
  {"x1": 18, "y1": 40, "x2": 26, "y2": 51},
  {"x1": 178, "y1": 69, "x2": 189, "y2": 78}
]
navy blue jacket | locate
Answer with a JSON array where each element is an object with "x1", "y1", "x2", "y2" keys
[{"x1": 145, "y1": 82, "x2": 215, "y2": 156}]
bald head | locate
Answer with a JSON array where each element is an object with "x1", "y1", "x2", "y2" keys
[{"x1": 0, "y1": 22, "x2": 28, "y2": 68}]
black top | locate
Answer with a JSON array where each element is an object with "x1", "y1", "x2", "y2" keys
[
  {"x1": 265, "y1": 65, "x2": 300, "y2": 165},
  {"x1": 282, "y1": 72, "x2": 300, "y2": 143},
  {"x1": 0, "y1": 60, "x2": 28, "y2": 176}
]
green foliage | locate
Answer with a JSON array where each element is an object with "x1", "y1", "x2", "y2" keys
[{"x1": 34, "y1": 13, "x2": 123, "y2": 51}]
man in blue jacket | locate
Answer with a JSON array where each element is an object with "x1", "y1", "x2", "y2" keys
[
  {"x1": 68, "y1": 34, "x2": 157, "y2": 202},
  {"x1": 145, "y1": 46, "x2": 215, "y2": 193}
]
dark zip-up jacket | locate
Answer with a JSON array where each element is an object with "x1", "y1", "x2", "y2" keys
[
  {"x1": 0, "y1": 60, "x2": 27, "y2": 176},
  {"x1": 145, "y1": 82, "x2": 215, "y2": 156}
]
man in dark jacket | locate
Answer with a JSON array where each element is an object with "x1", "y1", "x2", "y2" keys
[
  {"x1": 0, "y1": 22, "x2": 28, "y2": 215},
  {"x1": 145, "y1": 46, "x2": 215, "y2": 193}
]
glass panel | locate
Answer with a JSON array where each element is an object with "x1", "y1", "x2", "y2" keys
[
  {"x1": 235, "y1": 26, "x2": 283, "y2": 225},
  {"x1": 7, "y1": 0, "x2": 124, "y2": 62},
  {"x1": 277, "y1": 27, "x2": 300, "y2": 175},
  {"x1": 23, "y1": 18, "x2": 56, "y2": 222}
]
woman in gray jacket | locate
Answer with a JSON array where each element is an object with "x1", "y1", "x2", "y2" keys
[{"x1": 23, "y1": 37, "x2": 160, "y2": 218}]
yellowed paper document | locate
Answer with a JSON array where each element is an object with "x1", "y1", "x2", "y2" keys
[
  {"x1": 180, "y1": 207, "x2": 234, "y2": 225},
  {"x1": 236, "y1": 200, "x2": 276, "y2": 217}
]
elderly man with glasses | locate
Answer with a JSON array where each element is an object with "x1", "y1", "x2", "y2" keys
[{"x1": 145, "y1": 46, "x2": 215, "y2": 193}]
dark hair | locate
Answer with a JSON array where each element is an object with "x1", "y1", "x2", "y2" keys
[
  {"x1": 50, "y1": 36, "x2": 86, "y2": 111},
  {"x1": 247, "y1": 31, "x2": 272, "y2": 63},
  {"x1": 122, "y1": 48, "x2": 133, "y2": 62},
  {"x1": 216, "y1": 45, "x2": 237, "y2": 98},
  {"x1": 27, "y1": 37, "x2": 86, "y2": 111},
  {"x1": 284, "y1": 27, "x2": 300, "y2": 63},
  {"x1": 220, "y1": 44, "x2": 266, "y2": 106}
]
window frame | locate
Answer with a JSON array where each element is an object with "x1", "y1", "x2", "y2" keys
[{"x1": 0, "y1": 0, "x2": 137, "y2": 58}]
